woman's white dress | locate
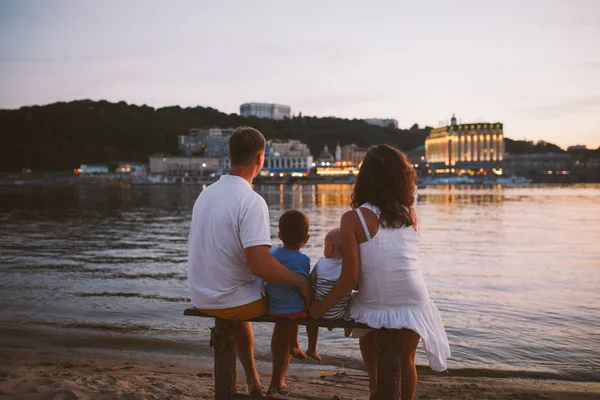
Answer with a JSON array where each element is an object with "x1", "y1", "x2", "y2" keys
[{"x1": 350, "y1": 203, "x2": 451, "y2": 372}]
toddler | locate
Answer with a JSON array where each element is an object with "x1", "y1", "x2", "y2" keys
[{"x1": 305, "y1": 228, "x2": 352, "y2": 361}]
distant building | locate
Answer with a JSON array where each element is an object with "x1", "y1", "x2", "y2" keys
[
  {"x1": 240, "y1": 103, "x2": 291, "y2": 120},
  {"x1": 171, "y1": 134, "x2": 313, "y2": 176},
  {"x1": 314, "y1": 161, "x2": 360, "y2": 177},
  {"x1": 203, "y1": 136, "x2": 230, "y2": 157},
  {"x1": 318, "y1": 145, "x2": 335, "y2": 163},
  {"x1": 218, "y1": 155, "x2": 313, "y2": 175},
  {"x1": 79, "y1": 164, "x2": 109, "y2": 174},
  {"x1": 587, "y1": 157, "x2": 600, "y2": 167},
  {"x1": 335, "y1": 142, "x2": 342, "y2": 161},
  {"x1": 117, "y1": 162, "x2": 147, "y2": 175},
  {"x1": 341, "y1": 144, "x2": 369, "y2": 166},
  {"x1": 186, "y1": 127, "x2": 235, "y2": 137},
  {"x1": 363, "y1": 118, "x2": 399, "y2": 129},
  {"x1": 267, "y1": 139, "x2": 310, "y2": 157},
  {"x1": 178, "y1": 127, "x2": 234, "y2": 156},
  {"x1": 218, "y1": 138, "x2": 313, "y2": 175},
  {"x1": 149, "y1": 156, "x2": 218, "y2": 177},
  {"x1": 178, "y1": 135, "x2": 205, "y2": 154},
  {"x1": 502, "y1": 153, "x2": 571, "y2": 175},
  {"x1": 425, "y1": 114, "x2": 504, "y2": 166},
  {"x1": 567, "y1": 145, "x2": 588, "y2": 152},
  {"x1": 264, "y1": 139, "x2": 313, "y2": 174}
]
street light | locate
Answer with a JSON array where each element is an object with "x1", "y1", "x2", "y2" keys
[{"x1": 201, "y1": 163, "x2": 207, "y2": 180}]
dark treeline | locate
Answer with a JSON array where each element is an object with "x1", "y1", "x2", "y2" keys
[
  {"x1": 505, "y1": 138, "x2": 564, "y2": 154},
  {"x1": 0, "y1": 100, "x2": 428, "y2": 172},
  {"x1": 2, "y1": 99, "x2": 594, "y2": 173},
  {"x1": 504, "y1": 138, "x2": 600, "y2": 159}
]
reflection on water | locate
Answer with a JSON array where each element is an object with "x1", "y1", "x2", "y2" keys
[
  {"x1": 419, "y1": 185, "x2": 504, "y2": 206},
  {"x1": 258, "y1": 184, "x2": 354, "y2": 210},
  {"x1": 0, "y1": 183, "x2": 599, "y2": 382}
]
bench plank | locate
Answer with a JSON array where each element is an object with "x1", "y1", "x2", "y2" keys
[{"x1": 184, "y1": 308, "x2": 372, "y2": 329}]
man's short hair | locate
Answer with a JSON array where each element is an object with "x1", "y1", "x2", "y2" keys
[
  {"x1": 279, "y1": 210, "x2": 310, "y2": 247},
  {"x1": 228, "y1": 126, "x2": 266, "y2": 167}
]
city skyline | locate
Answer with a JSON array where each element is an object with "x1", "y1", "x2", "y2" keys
[{"x1": 1, "y1": 0, "x2": 599, "y2": 148}]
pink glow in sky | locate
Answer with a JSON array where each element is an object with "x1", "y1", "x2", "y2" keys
[{"x1": 1, "y1": 0, "x2": 599, "y2": 148}]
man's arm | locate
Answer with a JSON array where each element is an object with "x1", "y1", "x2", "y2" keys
[
  {"x1": 245, "y1": 245, "x2": 311, "y2": 302},
  {"x1": 309, "y1": 268, "x2": 317, "y2": 285}
]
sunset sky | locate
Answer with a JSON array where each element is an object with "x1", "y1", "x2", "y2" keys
[{"x1": 1, "y1": 0, "x2": 599, "y2": 148}]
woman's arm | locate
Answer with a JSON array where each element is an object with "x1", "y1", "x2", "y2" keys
[{"x1": 309, "y1": 211, "x2": 360, "y2": 318}]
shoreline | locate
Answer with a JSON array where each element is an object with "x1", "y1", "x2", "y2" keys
[
  {"x1": 2, "y1": 172, "x2": 598, "y2": 187},
  {"x1": 2, "y1": 178, "x2": 598, "y2": 188},
  {"x1": 1, "y1": 325, "x2": 598, "y2": 385},
  {"x1": 1, "y1": 347, "x2": 599, "y2": 400}
]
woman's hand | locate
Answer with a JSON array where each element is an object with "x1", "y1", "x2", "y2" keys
[
  {"x1": 310, "y1": 211, "x2": 361, "y2": 319},
  {"x1": 308, "y1": 301, "x2": 325, "y2": 319}
]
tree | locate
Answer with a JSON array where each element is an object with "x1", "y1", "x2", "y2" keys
[{"x1": 0, "y1": 100, "x2": 432, "y2": 172}]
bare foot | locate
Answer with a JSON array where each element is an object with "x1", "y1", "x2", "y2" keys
[
  {"x1": 247, "y1": 373, "x2": 262, "y2": 396},
  {"x1": 290, "y1": 346, "x2": 306, "y2": 359},
  {"x1": 306, "y1": 349, "x2": 322, "y2": 361}
]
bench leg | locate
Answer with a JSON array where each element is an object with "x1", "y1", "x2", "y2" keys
[
  {"x1": 375, "y1": 328, "x2": 401, "y2": 400},
  {"x1": 211, "y1": 318, "x2": 237, "y2": 399}
]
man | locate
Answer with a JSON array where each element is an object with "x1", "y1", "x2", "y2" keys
[{"x1": 188, "y1": 126, "x2": 311, "y2": 395}]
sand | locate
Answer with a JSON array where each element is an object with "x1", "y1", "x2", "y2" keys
[{"x1": 0, "y1": 349, "x2": 598, "y2": 400}]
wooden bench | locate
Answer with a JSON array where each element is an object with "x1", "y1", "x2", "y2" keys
[{"x1": 184, "y1": 308, "x2": 405, "y2": 400}]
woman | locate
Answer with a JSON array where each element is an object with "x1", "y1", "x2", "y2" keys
[{"x1": 309, "y1": 144, "x2": 450, "y2": 400}]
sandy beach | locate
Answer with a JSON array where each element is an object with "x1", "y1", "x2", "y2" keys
[{"x1": 0, "y1": 348, "x2": 598, "y2": 400}]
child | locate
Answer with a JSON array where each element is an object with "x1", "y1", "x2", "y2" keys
[
  {"x1": 266, "y1": 210, "x2": 311, "y2": 395},
  {"x1": 305, "y1": 228, "x2": 352, "y2": 361}
]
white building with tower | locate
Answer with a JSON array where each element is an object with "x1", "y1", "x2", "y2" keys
[{"x1": 425, "y1": 114, "x2": 504, "y2": 167}]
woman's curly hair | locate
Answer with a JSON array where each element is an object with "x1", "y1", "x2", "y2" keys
[{"x1": 351, "y1": 144, "x2": 417, "y2": 229}]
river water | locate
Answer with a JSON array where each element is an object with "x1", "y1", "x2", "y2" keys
[{"x1": 0, "y1": 183, "x2": 598, "y2": 381}]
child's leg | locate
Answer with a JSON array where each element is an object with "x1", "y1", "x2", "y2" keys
[
  {"x1": 288, "y1": 312, "x2": 308, "y2": 359},
  {"x1": 306, "y1": 325, "x2": 322, "y2": 361},
  {"x1": 269, "y1": 323, "x2": 297, "y2": 393},
  {"x1": 289, "y1": 334, "x2": 306, "y2": 359}
]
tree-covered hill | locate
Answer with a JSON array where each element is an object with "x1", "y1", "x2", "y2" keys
[
  {"x1": 0, "y1": 100, "x2": 429, "y2": 172},
  {"x1": 1, "y1": 99, "x2": 584, "y2": 173},
  {"x1": 504, "y1": 138, "x2": 565, "y2": 154}
]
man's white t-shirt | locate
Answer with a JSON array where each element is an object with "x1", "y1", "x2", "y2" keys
[{"x1": 188, "y1": 175, "x2": 271, "y2": 309}]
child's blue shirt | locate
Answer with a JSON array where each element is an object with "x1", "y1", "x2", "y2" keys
[{"x1": 266, "y1": 247, "x2": 310, "y2": 314}]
